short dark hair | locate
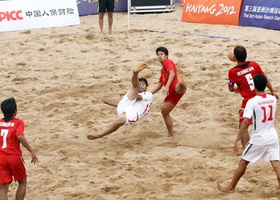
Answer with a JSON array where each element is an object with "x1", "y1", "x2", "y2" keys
[
  {"x1": 253, "y1": 74, "x2": 267, "y2": 92},
  {"x1": 234, "y1": 45, "x2": 247, "y2": 62},
  {"x1": 156, "y1": 47, "x2": 169, "y2": 56},
  {"x1": 139, "y1": 78, "x2": 148, "y2": 86},
  {"x1": 1, "y1": 97, "x2": 17, "y2": 122}
]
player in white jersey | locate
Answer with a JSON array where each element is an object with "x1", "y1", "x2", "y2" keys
[
  {"x1": 218, "y1": 74, "x2": 280, "y2": 193},
  {"x1": 87, "y1": 63, "x2": 153, "y2": 140}
]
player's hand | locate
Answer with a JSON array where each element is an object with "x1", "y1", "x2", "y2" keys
[
  {"x1": 100, "y1": 96, "x2": 107, "y2": 103},
  {"x1": 238, "y1": 108, "x2": 244, "y2": 115},
  {"x1": 30, "y1": 151, "x2": 39, "y2": 164},
  {"x1": 271, "y1": 92, "x2": 279, "y2": 100},
  {"x1": 162, "y1": 87, "x2": 169, "y2": 96},
  {"x1": 119, "y1": 92, "x2": 126, "y2": 97},
  {"x1": 234, "y1": 87, "x2": 239, "y2": 94},
  {"x1": 93, "y1": 0, "x2": 97, "y2": 4},
  {"x1": 233, "y1": 140, "x2": 240, "y2": 155}
]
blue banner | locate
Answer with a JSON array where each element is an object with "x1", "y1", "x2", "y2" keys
[
  {"x1": 239, "y1": 0, "x2": 280, "y2": 30},
  {"x1": 77, "y1": 0, "x2": 180, "y2": 16},
  {"x1": 76, "y1": 0, "x2": 128, "y2": 16}
]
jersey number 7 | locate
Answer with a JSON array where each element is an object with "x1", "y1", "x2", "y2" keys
[{"x1": 0, "y1": 129, "x2": 9, "y2": 149}]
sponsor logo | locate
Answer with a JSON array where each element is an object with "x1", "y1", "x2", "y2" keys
[{"x1": 0, "y1": 10, "x2": 23, "y2": 22}]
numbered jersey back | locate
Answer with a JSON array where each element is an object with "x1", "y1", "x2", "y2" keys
[
  {"x1": 244, "y1": 94, "x2": 278, "y2": 145},
  {"x1": 228, "y1": 61, "x2": 265, "y2": 99},
  {"x1": 0, "y1": 118, "x2": 24, "y2": 155}
]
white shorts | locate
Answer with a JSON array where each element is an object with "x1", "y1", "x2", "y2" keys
[
  {"x1": 242, "y1": 141, "x2": 280, "y2": 163},
  {"x1": 117, "y1": 94, "x2": 138, "y2": 125}
]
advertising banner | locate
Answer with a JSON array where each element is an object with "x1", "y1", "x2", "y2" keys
[
  {"x1": 77, "y1": 0, "x2": 127, "y2": 16},
  {"x1": 239, "y1": 0, "x2": 280, "y2": 30},
  {"x1": 181, "y1": 0, "x2": 243, "y2": 25},
  {"x1": 0, "y1": 0, "x2": 80, "y2": 32},
  {"x1": 76, "y1": 0, "x2": 97, "y2": 16}
]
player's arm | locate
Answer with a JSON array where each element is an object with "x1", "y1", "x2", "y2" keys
[
  {"x1": 266, "y1": 79, "x2": 279, "y2": 100},
  {"x1": 101, "y1": 97, "x2": 118, "y2": 107},
  {"x1": 150, "y1": 83, "x2": 163, "y2": 94},
  {"x1": 234, "y1": 117, "x2": 250, "y2": 155},
  {"x1": 228, "y1": 79, "x2": 239, "y2": 93},
  {"x1": 165, "y1": 69, "x2": 175, "y2": 89},
  {"x1": 234, "y1": 99, "x2": 252, "y2": 155},
  {"x1": 17, "y1": 135, "x2": 38, "y2": 164},
  {"x1": 137, "y1": 92, "x2": 153, "y2": 101},
  {"x1": 161, "y1": 69, "x2": 175, "y2": 96},
  {"x1": 136, "y1": 94, "x2": 143, "y2": 101}
]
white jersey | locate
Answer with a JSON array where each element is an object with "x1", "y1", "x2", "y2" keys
[
  {"x1": 134, "y1": 91, "x2": 153, "y2": 119},
  {"x1": 117, "y1": 91, "x2": 153, "y2": 124},
  {"x1": 243, "y1": 94, "x2": 278, "y2": 146}
]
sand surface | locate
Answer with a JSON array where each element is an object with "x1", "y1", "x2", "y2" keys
[{"x1": 1, "y1": 4, "x2": 280, "y2": 200}]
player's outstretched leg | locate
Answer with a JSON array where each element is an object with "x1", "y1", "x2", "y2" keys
[
  {"x1": 87, "y1": 114, "x2": 126, "y2": 140},
  {"x1": 133, "y1": 63, "x2": 147, "y2": 73},
  {"x1": 218, "y1": 159, "x2": 249, "y2": 194},
  {"x1": 128, "y1": 63, "x2": 147, "y2": 100},
  {"x1": 177, "y1": 69, "x2": 184, "y2": 84},
  {"x1": 176, "y1": 69, "x2": 187, "y2": 94},
  {"x1": 131, "y1": 63, "x2": 147, "y2": 88}
]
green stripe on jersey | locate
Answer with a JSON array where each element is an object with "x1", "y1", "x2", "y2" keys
[{"x1": 253, "y1": 110, "x2": 256, "y2": 131}]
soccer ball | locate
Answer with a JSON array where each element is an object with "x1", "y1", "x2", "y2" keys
[{"x1": 228, "y1": 49, "x2": 236, "y2": 62}]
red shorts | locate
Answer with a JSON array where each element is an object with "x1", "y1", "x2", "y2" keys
[
  {"x1": 239, "y1": 97, "x2": 253, "y2": 124},
  {"x1": 0, "y1": 155, "x2": 27, "y2": 184},
  {"x1": 239, "y1": 111, "x2": 253, "y2": 124},
  {"x1": 164, "y1": 87, "x2": 186, "y2": 105}
]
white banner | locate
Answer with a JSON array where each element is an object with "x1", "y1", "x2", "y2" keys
[{"x1": 0, "y1": 0, "x2": 80, "y2": 32}]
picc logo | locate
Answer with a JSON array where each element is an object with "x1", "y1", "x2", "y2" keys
[{"x1": 0, "y1": 11, "x2": 23, "y2": 22}]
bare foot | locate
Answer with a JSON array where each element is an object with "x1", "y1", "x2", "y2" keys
[
  {"x1": 218, "y1": 185, "x2": 235, "y2": 193},
  {"x1": 168, "y1": 133, "x2": 173, "y2": 137},
  {"x1": 87, "y1": 135, "x2": 102, "y2": 140},
  {"x1": 133, "y1": 63, "x2": 147, "y2": 73},
  {"x1": 177, "y1": 69, "x2": 184, "y2": 84}
]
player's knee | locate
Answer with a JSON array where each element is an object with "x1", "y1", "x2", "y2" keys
[
  {"x1": 99, "y1": 13, "x2": 105, "y2": 18},
  {"x1": 115, "y1": 115, "x2": 126, "y2": 126},
  {"x1": 0, "y1": 183, "x2": 9, "y2": 192},
  {"x1": 272, "y1": 161, "x2": 280, "y2": 173},
  {"x1": 18, "y1": 180, "x2": 26, "y2": 185},
  {"x1": 161, "y1": 109, "x2": 169, "y2": 117}
]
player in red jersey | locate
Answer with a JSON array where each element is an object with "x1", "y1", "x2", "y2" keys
[
  {"x1": 228, "y1": 45, "x2": 278, "y2": 149},
  {"x1": 151, "y1": 47, "x2": 187, "y2": 137},
  {"x1": 0, "y1": 98, "x2": 38, "y2": 200}
]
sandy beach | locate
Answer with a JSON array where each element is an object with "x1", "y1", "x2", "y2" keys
[{"x1": 1, "y1": 4, "x2": 280, "y2": 199}]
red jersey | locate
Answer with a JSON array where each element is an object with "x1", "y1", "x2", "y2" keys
[
  {"x1": 0, "y1": 118, "x2": 24, "y2": 155},
  {"x1": 228, "y1": 61, "x2": 265, "y2": 99},
  {"x1": 159, "y1": 59, "x2": 178, "y2": 92}
]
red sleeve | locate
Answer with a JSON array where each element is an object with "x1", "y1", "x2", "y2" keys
[
  {"x1": 252, "y1": 61, "x2": 265, "y2": 75},
  {"x1": 16, "y1": 120, "x2": 24, "y2": 136},
  {"x1": 228, "y1": 68, "x2": 236, "y2": 86},
  {"x1": 162, "y1": 59, "x2": 175, "y2": 71},
  {"x1": 159, "y1": 71, "x2": 163, "y2": 83}
]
